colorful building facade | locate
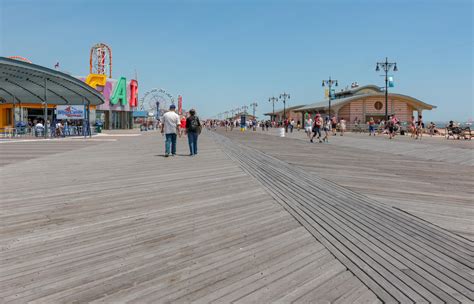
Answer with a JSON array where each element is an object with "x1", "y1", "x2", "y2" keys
[
  {"x1": 78, "y1": 76, "x2": 138, "y2": 129},
  {"x1": 0, "y1": 75, "x2": 137, "y2": 130}
]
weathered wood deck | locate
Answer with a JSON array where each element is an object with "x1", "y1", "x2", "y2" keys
[
  {"x1": 226, "y1": 129, "x2": 474, "y2": 241},
  {"x1": 0, "y1": 133, "x2": 380, "y2": 303},
  {"x1": 213, "y1": 131, "x2": 473, "y2": 303}
]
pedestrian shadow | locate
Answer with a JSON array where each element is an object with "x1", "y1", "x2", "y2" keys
[{"x1": 154, "y1": 153, "x2": 192, "y2": 157}]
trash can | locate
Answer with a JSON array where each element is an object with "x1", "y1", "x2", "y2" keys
[{"x1": 95, "y1": 121, "x2": 103, "y2": 133}]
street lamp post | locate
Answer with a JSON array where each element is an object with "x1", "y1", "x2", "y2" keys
[
  {"x1": 322, "y1": 77, "x2": 338, "y2": 117},
  {"x1": 376, "y1": 57, "x2": 398, "y2": 121},
  {"x1": 279, "y1": 92, "x2": 290, "y2": 121},
  {"x1": 250, "y1": 102, "x2": 258, "y2": 118},
  {"x1": 268, "y1": 96, "x2": 278, "y2": 122}
]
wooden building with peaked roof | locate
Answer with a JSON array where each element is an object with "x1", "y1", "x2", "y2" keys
[
  {"x1": 295, "y1": 85, "x2": 436, "y2": 123},
  {"x1": 263, "y1": 105, "x2": 305, "y2": 122}
]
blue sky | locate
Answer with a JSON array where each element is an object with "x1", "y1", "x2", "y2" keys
[{"x1": 1, "y1": 0, "x2": 472, "y2": 121}]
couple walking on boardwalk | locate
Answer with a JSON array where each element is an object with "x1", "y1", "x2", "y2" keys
[
  {"x1": 309, "y1": 113, "x2": 331, "y2": 143},
  {"x1": 161, "y1": 104, "x2": 202, "y2": 157}
]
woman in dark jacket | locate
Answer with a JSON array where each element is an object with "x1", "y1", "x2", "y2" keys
[{"x1": 185, "y1": 109, "x2": 202, "y2": 156}]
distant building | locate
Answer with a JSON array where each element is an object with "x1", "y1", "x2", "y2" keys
[
  {"x1": 263, "y1": 105, "x2": 305, "y2": 122},
  {"x1": 295, "y1": 85, "x2": 436, "y2": 123},
  {"x1": 229, "y1": 113, "x2": 257, "y2": 121}
]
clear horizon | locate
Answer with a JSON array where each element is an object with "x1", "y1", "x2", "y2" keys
[{"x1": 1, "y1": 0, "x2": 472, "y2": 121}]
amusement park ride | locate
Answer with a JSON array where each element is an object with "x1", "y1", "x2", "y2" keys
[
  {"x1": 89, "y1": 43, "x2": 112, "y2": 78},
  {"x1": 139, "y1": 88, "x2": 178, "y2": 118},
  {"x1": 88, "y1": 42, "x2": 181, "y2": 118},
  {"x1": 85, "y1": 43, "x2": 138, "y2": 108},
  {"x1": 7, "y1": 43, "x2": 182, "y2": 127}
]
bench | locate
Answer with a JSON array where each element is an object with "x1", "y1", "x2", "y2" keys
[{"x1": 445, "y1": 126, "x2": 472, "y2": 140}]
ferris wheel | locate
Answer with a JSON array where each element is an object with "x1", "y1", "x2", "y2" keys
[{"x1": 139, "y1": 88, "x2": 176, "y2": 118}]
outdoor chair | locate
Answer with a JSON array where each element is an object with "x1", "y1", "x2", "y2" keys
[
  {"x1": 0, "y1": 128, "x2": 8, "y2": 138},
  {"x1": 351, "y1": 124, "x2": 366, "y2": 133},
  {"x1": 15, "y1": 127, "x2": 27, "y2": 137},
  {"x1": 35, "y1": 127, "x2": 44, "y2": 137}
]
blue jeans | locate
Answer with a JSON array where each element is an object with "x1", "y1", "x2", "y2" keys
[
  {"x1": 165, "y1": 133, "x2": 177, "y2": 155},
  {"x1": 313, "y1": 127, "x2": 321, "y2": 138},
  {"x1": 187, "y1": 132, "x2": 199, "y2": 155}
]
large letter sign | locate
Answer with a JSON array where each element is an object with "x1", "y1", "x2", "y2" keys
[
  {"x1": 110, "y1": 77, "x2": 127, "y2": 105},
  {"x1": 129, "y1": 80, "x2": 138, "y2": 107},
  {"x1": 85, "y1": 74, "x2": 107, "y2": 91}
]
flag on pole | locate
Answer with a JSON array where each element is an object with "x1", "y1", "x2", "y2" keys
[
  {"x1": 178, "y1": 95, "x2": 183, "y2": 115},
  {"x1": 388, "y1": 76, "x2": 394, "y2": 87}
]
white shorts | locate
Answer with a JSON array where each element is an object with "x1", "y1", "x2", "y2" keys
[{"x1": 305, "y1": 127, "x2": 312, "y2": 132}]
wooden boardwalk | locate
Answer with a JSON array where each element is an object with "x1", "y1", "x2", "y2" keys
[
  {"x1": 314, "y1": 134, "x2": 473, "y2": 166},
  {"x1": 0, "y1": 133, "x2": 379, "y2": 303},
  {"x1": 213, "y1": 131, "x2": 473, "y2": 303},
  {"x1": 0, "y1": 138, "x2": 108, "y2": 167},
  {"x1": 257, "y1": 129, "x2": 473, "y2": 166},
  {"x1": 226, "y1": 129, "x2": 474, "y2": 241}
]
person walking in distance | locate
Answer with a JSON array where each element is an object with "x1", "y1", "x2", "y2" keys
[
  {"x1": 410, "y1": 115, "x2": 416, "y2": 138},
  {"x1": 387, "y1": 115, "x2": 395, "y2": 139},
  {"x1": 339, "y1": 117, "x2": 346, "y2": 136},
  {"x1": 331, "y1": 115, "x2": 338, "y2": 136},
  {"x1": 180, "y1": 114, "x2": 187, "y2": 136},
  {"x1": 322, "y1": 116, "x2": 330, "y2": 143},
  {"x1": 161, "y1": 104, "x2": 181, "y2": 157},
  {"x1": 368, "y1": 117, "x2": 376, "y2": 136},
  {"x1": 304, "y1": 115, "x2": 313, "y2": 139},
  {"x1": 186, "y1": 108, "x2": 202, "y2": 156},
  {"x1": 310, "y1": 113, "x2": 323, "y2": 143},
  {"x1": 415, "y1": 115, "x2": 424, "y2": 140}
]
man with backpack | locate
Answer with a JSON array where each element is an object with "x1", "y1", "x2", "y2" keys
[{"x1": 185, "y1": 109, "x2": 202, "y2": 156}]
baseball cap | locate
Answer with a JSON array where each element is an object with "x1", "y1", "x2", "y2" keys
[{"x1": 169, "y1": 104, "x2": 176, "y2": 109}]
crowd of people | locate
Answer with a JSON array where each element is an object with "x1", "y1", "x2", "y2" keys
[
  {"x1": 203, "y1": 113, "x2": 450, "y2": 143},
  {"x1": 14, "y1": 118, "x2": 88, "y2": 137}
]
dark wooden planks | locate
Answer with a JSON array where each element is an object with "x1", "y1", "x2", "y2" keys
[
  {"x1": 214, "y1": 131, "x2": 473, "y2": 303},
  {"x1": 222, "y1": 129, "x2": 474, "y2": 241}
]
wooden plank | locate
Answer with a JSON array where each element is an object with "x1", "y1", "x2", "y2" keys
[
  {"x1": 215, "y1": 131, "x2": 473, "y2": 303},
  {"x1": 240, "y1": 128, "x2": 474, "y2": 240},
  {"x1": 0, "y1": 132, "x2": 379, "y2": 303}
]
